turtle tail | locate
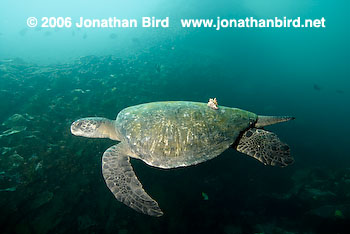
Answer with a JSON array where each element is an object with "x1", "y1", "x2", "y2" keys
[{"x1": 255, "y1": 115, "x2": 295, "y2": 128}]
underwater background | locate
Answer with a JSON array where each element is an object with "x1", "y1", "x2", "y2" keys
[{"x1": 1, "y1": 0, "x2": 350, "y2": 233}]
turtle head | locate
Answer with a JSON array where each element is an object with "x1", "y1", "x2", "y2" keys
[{"x1": 71, "y1": 117, "x2": 119, "y2": 140}]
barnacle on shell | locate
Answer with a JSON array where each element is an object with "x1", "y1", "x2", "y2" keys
[{"x1": 207, "y1": 98, "x2": 218, "y2": 110}]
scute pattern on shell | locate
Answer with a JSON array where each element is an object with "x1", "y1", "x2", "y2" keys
[{"x1": 115, "y1": 101, "x2": 257, "y2": 168}]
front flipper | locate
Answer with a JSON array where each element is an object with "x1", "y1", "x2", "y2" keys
[
  {"x1": 236, "y1": 128, "x2": 294, "y2": 167},
  {"x1": 102, "y1": 143, "x2": 163, "y2": 217}
]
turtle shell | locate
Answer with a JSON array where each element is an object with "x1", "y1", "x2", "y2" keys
[{"x1": 115, "y1": 101, "x2": 257, "y2": 168}]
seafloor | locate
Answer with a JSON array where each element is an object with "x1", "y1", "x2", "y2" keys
[{"x1": 0, "y1": 51, "x2": 349, "y2": 234}]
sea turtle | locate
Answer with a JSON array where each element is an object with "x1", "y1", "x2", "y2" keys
[{"x1": 70, "y1": 101, "x2": 295, "y2": 217}]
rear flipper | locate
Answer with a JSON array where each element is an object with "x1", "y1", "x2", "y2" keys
[
  {"x1": 236, "y1": 128, "x2": 294, "y2": 167},
  {"x1": 102, "y1": 143, "x2": 163, "y2": 217}
]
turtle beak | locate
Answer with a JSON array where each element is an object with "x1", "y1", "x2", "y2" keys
[
  {"x1": 70, "y1": 117, "x2": 108, "y2": 139},
  {"x1": 70, "y1": 120, "x2": 82, "y2": 136},
  {"x1": 70, "y1": 119, "x2": 91, "y2": 136}
]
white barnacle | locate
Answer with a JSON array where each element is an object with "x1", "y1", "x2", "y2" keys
[{"x1": 207, "y1": 98, "x2": 219, "y2": 110}]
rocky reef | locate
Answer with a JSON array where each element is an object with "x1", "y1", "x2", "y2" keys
[{"x1": 0, "y1": 53, "x2": 349, "y2": 234}]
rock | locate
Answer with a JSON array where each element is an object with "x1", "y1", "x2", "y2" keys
[
  {"x1": 71, "y1": 89, "x2": 86, "y2": 94},
  {"x1": 224, "y1": 225, "x2": 242, "y2": 234},
  {"x1": 30, "y1": 191, "x2": 54, "y2": 210},
  {"x1": 306, "y1": 204, "x2": 350, "y2": 219},
  {"x1": 1, "y1": 147, "x2": 12, "y2": 155},
  {"x1": 254, "y1": 223, "x2": 298, "y2": 234},
  {"x1": 0, "y1": 186, "x2": 16, "y2": 192},
  {"x1": 118, "y1": 229, "x2": 128, "y2": 234},
  {"x1": 0, "y1": 126, "x2": 27, "y2": 137},
  {"x1": 301, "y1": 187, "x2": 337, "y2": 202},
  {"x1": 9, "y1": 153, "x2": 24, "y2": 167},
  {"x1": 35, "y1": 161, "x2": 43, "y2": 171},
  {"x1": 2, "y1": 114, "x2": 30, "y2": 128},
  {"x1": 78, "y1": 215, "x2": 96, "y2": 230}
]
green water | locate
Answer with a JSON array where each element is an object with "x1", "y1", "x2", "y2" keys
[{"x1": 0, "y1": 0, "x2": 350, "y2": 233}]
